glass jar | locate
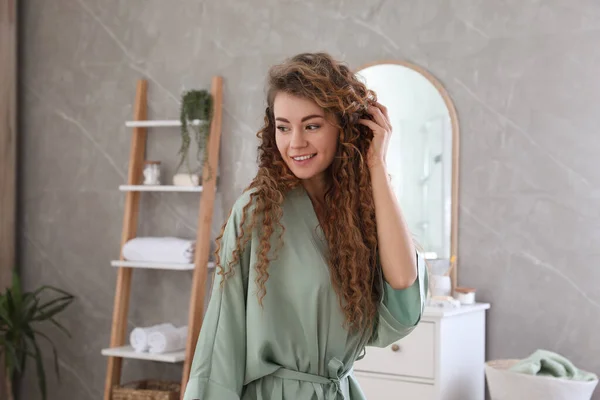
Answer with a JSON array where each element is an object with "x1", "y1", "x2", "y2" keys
[{"x1": 142, "y1": 161, "x2": 161, "y2": 185}]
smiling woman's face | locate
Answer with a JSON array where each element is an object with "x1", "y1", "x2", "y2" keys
[{"x1": 273, "y1": 92, "x2": 339, "y2": 183}]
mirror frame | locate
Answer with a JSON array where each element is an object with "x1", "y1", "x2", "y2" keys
[{"x1": 355, "y1": 60, "x2": 460, "y2": 290}]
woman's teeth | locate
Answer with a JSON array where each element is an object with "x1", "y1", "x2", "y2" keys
[{"x1": 292, "y1": 154, "x2": 316, "y2": 161}]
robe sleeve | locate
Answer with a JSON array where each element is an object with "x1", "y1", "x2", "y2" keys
[
  {"x1": 183, "y1": 201, "x2": 250, "y2": 400},
  {"x1": 368, "y1": 252, "x2": 429, "y2": 348}
]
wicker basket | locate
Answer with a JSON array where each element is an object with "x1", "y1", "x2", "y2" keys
[
  {"x1": 485, "y1": 359, "x2": 598, "y2": 400},
  {"x1": 112, "y1": 380, "x2": 181, "y2": 400}
]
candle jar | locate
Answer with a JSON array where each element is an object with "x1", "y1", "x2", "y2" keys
[
  {"x1": 142, "y1": 161, "x2": 161, "y2": 185},
  {"x1": 454, "y1": 287, "x2": 476, "y2": 305}
]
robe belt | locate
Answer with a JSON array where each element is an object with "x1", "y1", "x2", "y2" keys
[{"x1": 272, "y1": 358, "x2": 351, "y2": 400}]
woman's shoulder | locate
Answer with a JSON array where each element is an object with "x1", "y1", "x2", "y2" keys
[
  {"x1": 225, "y1": 188, "x2": 263, "y2": 233},
  {"x1": 228, "y1": 186, "x2": 302, "y2": 229},
  {"x1": 230, "y1": 185, "x2": 302, "y2": 215},
  {"x1": 230, "y1": 187, "x2": 259, "y2": 217}
]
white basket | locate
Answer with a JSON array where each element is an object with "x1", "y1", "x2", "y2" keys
[{"x1": 485, "y1": 359, "x2": 598, "y2": 400}]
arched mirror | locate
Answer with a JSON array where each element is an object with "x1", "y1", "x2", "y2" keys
[{"x1": 355, "y1": 61, "x2": 460, "y2": 287}]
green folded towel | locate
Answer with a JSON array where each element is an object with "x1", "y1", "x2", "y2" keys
[{"x1": 510, "y1": 349, "x2": 598, "y2": 382}]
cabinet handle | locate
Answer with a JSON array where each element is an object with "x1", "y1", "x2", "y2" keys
[{"x1": 391, "y1": 344, "x2": 401, "y2": 352}]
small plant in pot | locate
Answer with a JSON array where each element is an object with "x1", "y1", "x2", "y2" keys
[
  {"x1": 0, "y1": 272, "x2": 75, "y2": 400},
  {"x1": 178, "y1": 89, "x2": 214, "y2": 181}
]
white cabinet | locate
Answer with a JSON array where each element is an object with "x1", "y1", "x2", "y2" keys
[
  {"x1": 354, "y1": 303, "x2": 490, "y2": 400},
  {"x1": 357, "y1": 374, "x2": 436, "y2": 399}
]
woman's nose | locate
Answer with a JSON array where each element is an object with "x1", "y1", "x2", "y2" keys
[{"x1": 290, "y1": 130, "x2": 307, "y2": 148}]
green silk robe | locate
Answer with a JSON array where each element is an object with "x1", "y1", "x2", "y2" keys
[{"x1": 184, "y1": 187, "x2": 428, "y2": 400}]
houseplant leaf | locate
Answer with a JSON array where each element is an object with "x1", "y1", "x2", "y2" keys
[
  {"x1": 178, "y1": 89, "x2": 213, "y2": 177},
  {"x1": 34, "y1": 329, "x2": 61, "y2": 382},
  {"x1": 29, "y1": 336, "x2": 47, "y2": 400},
  {"x1": 0, "y1": 272, "x2": 74, "y2": 400},
  {"x1": 47, "y1": 318, "x2": 71, "y2": 339},
  {"x1": 33, "y1": 295, "x2": 74, "y2": 321}
]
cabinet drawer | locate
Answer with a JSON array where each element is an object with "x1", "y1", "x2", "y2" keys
[
  {"x1": 354, "y1": 321, "x2": 435, "y2": 379},
  {"x1": 354, "y1": 372, "x2": 435, "y2": 399}
]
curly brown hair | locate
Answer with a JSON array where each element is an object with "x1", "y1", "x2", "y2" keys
[{"x1": 214, "y1": 52, "x2": 382, "y2": 333}]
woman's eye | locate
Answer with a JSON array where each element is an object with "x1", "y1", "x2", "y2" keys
[
  {"x1": 277, "y1": 126, "x2": 290, "y2": 132},
  {"x1": 306, "y1": 124, "x2": 320, "y2": 131}
]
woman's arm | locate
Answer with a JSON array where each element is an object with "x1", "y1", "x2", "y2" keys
[
  {"x1": 370, "y1": 163, "x2": 417, "y2": 289},
  {"x1": 183, "y1": 196, "x2": 251, "y2": 400},
  {"x1": 359, "y1": 102, "x2": 418, "y2": 290}
]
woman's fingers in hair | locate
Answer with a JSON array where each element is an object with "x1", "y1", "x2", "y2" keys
[
  {"x1": 360, "y1": 117, "x2": 388, "y2": 169},
  {"x1": 367, "y1": 104, "x2": 391, "y2": 132},
  {"x1": 376, "y1": 102, "x2": 391, "y2": 127},
  {"x1": 358, "y1": 118, "x2": 382, "y2": 134}
]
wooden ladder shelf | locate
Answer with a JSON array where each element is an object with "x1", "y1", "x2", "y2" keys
[{"x1": 102, "y1": 76, "x2": 224, "y2": 400}]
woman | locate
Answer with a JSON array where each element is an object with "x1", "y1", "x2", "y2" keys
[{"x1": 183, "y1": 52, "x2": 427, "y2": 400}]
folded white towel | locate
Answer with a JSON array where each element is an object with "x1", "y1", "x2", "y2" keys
[
  {"x1": 148, "y1": 326, "x2": 188, "y2": 354},
  {"x1": 129, "y1": 323, "x2": 176, "y2": 353},
  {"x1": 122, "y1": 237, "x2": 195, "y2": 264}
]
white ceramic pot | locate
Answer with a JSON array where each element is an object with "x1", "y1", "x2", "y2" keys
[
  {"x1": 430, "y1": 275, "x2": 452, "y2": 297},
  {"x1": 485, "y1": 360, "x2": 598, "y2": 400}
]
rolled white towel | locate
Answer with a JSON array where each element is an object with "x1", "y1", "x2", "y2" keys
[
  {"x1": 122, "y1": 237, "x2": 195, "y2": 264},
  {"x1": 129, "y1": 323, "x2": 176, "y2": 353},
  {"x1": 148, "y1": 326, "x2": 188, "y2": 354}
]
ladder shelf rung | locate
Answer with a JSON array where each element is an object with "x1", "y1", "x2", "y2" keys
[
  {"x1": 110, "y1": 260, "x2": 216, "y2": 270},
  {"x1": 119, "y1": 185, "x2": 203, "y2": 192},
  {"x1": 125, "y1": 119, "x2": 206, "y2": 128},
  {"x1": 101, "y1": 345, "x2": 185, "y2": 363}
]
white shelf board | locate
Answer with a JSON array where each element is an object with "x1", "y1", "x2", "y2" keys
[
  {"x1": 101, "y1": 345, "x2": 185, "y2": 363},
  {"x1": 119, "y1": 185, "x2": 203, "y2": 192},
  {"x1": 111, "y1": 260, "x2": 216, "y2": 270},
  {"x1": 125, "y1": 119, "x2": 205, "y2": 128}
]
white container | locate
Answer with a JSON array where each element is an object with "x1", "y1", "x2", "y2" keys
[
  {"x1": 455, "y1": 287, "x2": 476, "y2": 305},
  {"x1": 173, "y1": 173, "x2": 200, "y2": 186},
  {"x1": 485, "y1": 359, "x2": 598, "y2": 400},
  {"x1": 430, "y1": 275, "x2": 452, "y2": 297},
  {"x1": 427, "y1": 258, "x2": 451, "y2": 276},
  {"x1": 143, "y1": 161, "x2": 161, "y2": 185}
]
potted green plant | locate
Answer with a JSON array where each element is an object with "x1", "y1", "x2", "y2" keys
[
  {"x1": 0, "y1": 272, "x2": 75, "y2": 400},
  {"x1": 178, "y1": 89, "x2": 213, "y2": 180}
]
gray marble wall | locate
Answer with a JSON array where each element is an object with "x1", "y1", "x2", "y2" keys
[{"x1": 19, "y1": 0, "x2": 600, "y2": 399}]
